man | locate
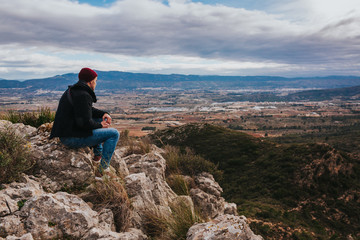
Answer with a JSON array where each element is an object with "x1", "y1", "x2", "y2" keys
[{"x1": 50, "y1": 67, "x2": 119, "y2": 178}]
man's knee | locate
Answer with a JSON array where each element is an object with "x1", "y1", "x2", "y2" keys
[{"x1": 110, "y1": 128, "x2": 120, "y2": 140}]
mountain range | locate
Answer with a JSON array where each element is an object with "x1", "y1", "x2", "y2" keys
[{"x1": 1, "y1": 71, "x2": 360, "y2": 91}]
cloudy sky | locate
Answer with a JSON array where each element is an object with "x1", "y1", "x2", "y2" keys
[{"x1": 1, "y1": 0, "x2": 359, "y2": 80}]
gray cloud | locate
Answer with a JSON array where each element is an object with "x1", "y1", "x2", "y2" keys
[{"x1": 0, "y1": 0, "x2": 360, "y2": 77}]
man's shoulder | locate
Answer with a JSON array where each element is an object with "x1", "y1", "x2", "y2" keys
[{"x1": 71, "y1": 85, "x2": 96, "y2": 102}]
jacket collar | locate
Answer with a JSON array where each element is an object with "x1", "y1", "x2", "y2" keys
[{"x1": 70, "y1": 81, "x2": 97, "y2": 103}]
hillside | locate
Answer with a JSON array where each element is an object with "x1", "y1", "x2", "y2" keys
[
  {"x1": 0, "y1": 71, "x2": 359, "y2": 91},
  {"x1": 286, "y1": 85, "x2": 360, "y2": 101},
  {"x1": 213, "y1": 85, "x2": 360, "y2": 102},
  {"x1": 151, "y1": 123, "x2": 360, "y2": 239}
]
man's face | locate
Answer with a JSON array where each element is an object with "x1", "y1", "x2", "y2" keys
[{"x1": 90, "y1": 77, "x2": 97, "y2": 90}]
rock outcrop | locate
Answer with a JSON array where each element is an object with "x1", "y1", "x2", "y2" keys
[
  {"x1": 187, "y1": 215, "x2": 263, "y2": 240},
  {"x1": 0, "y1": 120, "x2": 262, "y2": 240}
]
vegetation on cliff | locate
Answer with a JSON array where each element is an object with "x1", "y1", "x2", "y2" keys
[
  {"x1": 0, "y1": 127, "x2": 35, "y2": 184},
  {"x1": 151, "y1": 123, "x2": 360, "y2": 239},
  {"x1": 0, "y1": 108, "x2": 55, "y2": 128}
]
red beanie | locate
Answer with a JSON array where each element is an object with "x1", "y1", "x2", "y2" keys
[{"x1": 78, "y1": 68, "x2": 98, "y2": 82}]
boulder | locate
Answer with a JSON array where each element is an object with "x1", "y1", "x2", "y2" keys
[
  {"x1": 19, "y1": 192, "x2": 99, "y2": 239},
  {"x1": 0, "y1": 175, "x2": 43, "y2": 217},
  {"x1": 83, "y1": 228, "x2": 148, "y2": 240},
  {"x1": 190, "y1": 172, "x2": 237, "y2": 219},
  {"x1": 195, "y1": 172, "x2": 223, "y2": 197},
  {"x1": 187, "y1": 214, "x2": 263, "y2": 240},
  {"x1": 0, "y1": 215, "x2": 26, "y2": 238},
  {"x1": 0, "y1": 120, "x2": 36, "y2": 139},
  {"x1": 28, "y1": 123, "x2": 95, "y2": 192},
  {"x1": 2, "y1": 233, "x2": 34, "y2": 240},
  {"x1": 0, "y1": 175, "x2": 144, "y2": 240},
  {"x1": 190, "y1": 188, "x2": 225, "y2": 219},
  {"x1": 124, "y1": 152, "x2": 177, "y2": 229},
  {"x1": 110, "y1": 148, "x2": 130, "y2": 177}
]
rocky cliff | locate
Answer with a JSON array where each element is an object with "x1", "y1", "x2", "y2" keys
[{"x1": 0, "y1": 120, "x2": 263, "y2": 240}]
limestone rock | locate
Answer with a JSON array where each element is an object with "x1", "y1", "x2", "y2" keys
[
  {"x1": 190, "y1": 188, "x2": 225, "y2": 219},
  {"x1": 110, "y1": 148, "x2": 130, "y2": 177},
  {"x1": 124, "y1": 152, "x2": 177, "y2": 229},
  {"x1": 195, "y1": 172, "x2": 223, "y2": 197},
  {"x1": 0, "y1": 215, "x2": 26, "y2": 238},
  {"x1": 187, "y1": 214, "x2": 263, "y2": 240},
  {"x1": 190, "y1": 172, "x2": 238, "y2": 219},
  {"x1": 98, "y1": 208, "x2": 116, "y2": 232},
  {"x1": 224, "y1": 202, "x2": 238, "y2": 216},
  {"x1": 0, "y1": 175, "x2": 140, "y2": 240},
  {"x1": 28, "y1": 125, "x2": 94, "y2": 192},
  {"x1": 124, "y1": 152, "x2": 177, "y2": 206},
  {"x1": 20, "y1": 192, "x2": 99, "y2": 239},
  {"x1": 83, "y1": 228, "x2": 148, "y2": 240},
  {"x1": 0, "y1": 120, "x2": 36, "y2": 139},
  {"x1": 0, "y1": 175, "x2": 43, "y2": 217},
  {"x1": 3, "y1": 233, "x2": 34, "y2": 240}
]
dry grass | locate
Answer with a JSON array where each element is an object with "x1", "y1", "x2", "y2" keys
[
  {"x1": 123, "y1": 135, "x2": 152, "y2": 156},
  {"x1": 166, "y1": 174, "x2": 193, "y2": 196},
  {"x1": 118, "y1": 129, "x2": 152, "y2": 156},
  {"x1": 143, "y1": 208, "x2": 169, "y2": 239},
  {"x1": 143, "y1": 199, "x2": 202, "y2": 240},
  {"x1": 83, "y1": 177, "x2": 132, "y2": 232}
]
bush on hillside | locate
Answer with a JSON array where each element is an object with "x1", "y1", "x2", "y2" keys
[
  {"x1": 1, "y1": 107, "x2": 55, "y2": 128},
  {"x1": 143, "y1": 199, "x2": 201, "y2": 240},
  {"x1": 0, "y1": 127, "x2": 35, "y2": 184},
  {"x1": 162, "y1": 145, "x2": 223, "y2": 181}
]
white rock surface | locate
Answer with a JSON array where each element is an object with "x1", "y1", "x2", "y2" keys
[{"x1": 187, "y1": 214, "x2": 263, "y2": 240}]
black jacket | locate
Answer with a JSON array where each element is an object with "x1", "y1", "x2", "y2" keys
[{"x1": 50, "y1": 81, "x2": 107, "y2": 139}]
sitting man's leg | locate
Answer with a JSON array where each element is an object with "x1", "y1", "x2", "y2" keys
[
  {"x1": 92, "y1": 118, "x2": 104, "y2": 162},
  {"x1": 60, "y1": 128, "x2": 120, "y2": 173},
  {"x1": 93, "y1": 128, "x2": 120, "y2": 172}
]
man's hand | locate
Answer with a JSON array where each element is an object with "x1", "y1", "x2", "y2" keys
[
  {"x1": 101, "y1": 121, "x2": 110, "y2": 128},
  {"x1": 103, "y1": 113, "x2": 112, "y2": 124}
]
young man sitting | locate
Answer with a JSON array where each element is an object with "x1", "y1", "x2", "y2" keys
[{"x1": 50, "y1": 67, "x2": 119, "y2": 178}]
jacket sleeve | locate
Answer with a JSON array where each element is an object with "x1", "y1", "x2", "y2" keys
[
  {"x1": 92, "y1": 107, "x2": 107, "y2": 119},
  {"x1": 72, "y1": 93, "x2": 102, "y2": 130}
]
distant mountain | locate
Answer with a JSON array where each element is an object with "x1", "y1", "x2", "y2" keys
[
  {"x1": 212, "y1": 85, "x2": 360, "y2": 102},
  {"x1": 286, "y1": 85, "x2": 360, "y2": 101},
  {"x1": 0, "y1": 71, "x2": 360, "y2": 91}
]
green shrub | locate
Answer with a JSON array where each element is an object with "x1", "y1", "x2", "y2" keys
[
  {"x1": 143, "y1": 199, "x2": 202, "y2": 240},
  {"x1": 162, "y1": 145, "x2": 223, "y2": 181},
  {"x1": 166, "y1": 174, "x2": 192, "y2": 196},
  {"x1": 17, "y1": 199, "x2": 27, "y2": 210},
  {"x1": 167, "y1": 200, "x2": 201, "y2": 240},
  {"x1": 0, "y1": 127, "x2": 35, "y2": 184},
  {"x1": 1, "y1": 107, "x2": 55, "y2": 128},
  {"x1": 142, "y1": 126, "x2": 156, "y2": 131}
]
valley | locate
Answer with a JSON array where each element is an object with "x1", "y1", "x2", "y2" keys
[{"x1": 1, "y1": 88, "x2": 359, "y2": 154}]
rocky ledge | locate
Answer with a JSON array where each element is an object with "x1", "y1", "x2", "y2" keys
[{"x1": 0, "y1": 120, "x2": 262, "y2": 240}]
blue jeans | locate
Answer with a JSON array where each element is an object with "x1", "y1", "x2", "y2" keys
[{"x1": 60, "y1": 119, "x2": 119, "y2": 172}]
